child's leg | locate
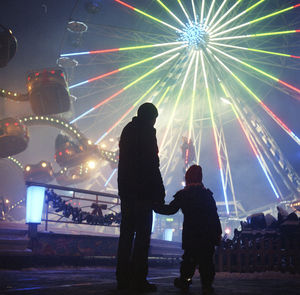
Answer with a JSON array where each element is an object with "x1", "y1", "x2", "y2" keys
[
  {"x1": 180, "y1": 249, "x2": 197, "y2": 280},
  {"x1": 198, "y1": 245, "x2": 215, "y2": 291},
  {"x1": 174, "y1": 249, "x2": 196, "y2": 290}
]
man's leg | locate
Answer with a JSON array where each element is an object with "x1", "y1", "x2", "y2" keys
[
  {"x1": 131, "y1": 201, "x2": 154, "y2": 288},
  {"x1": 116, "y1": 199, "x2": 135, "y2": 288}
]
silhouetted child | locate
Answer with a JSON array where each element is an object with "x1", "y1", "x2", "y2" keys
[{"x1": 155, "y1": 165, "x2": 222, "y2": 295}]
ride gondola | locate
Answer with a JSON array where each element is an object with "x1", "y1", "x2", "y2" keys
[{"x1": 0, "y1": 117, "x2": 29, "y2": 158}]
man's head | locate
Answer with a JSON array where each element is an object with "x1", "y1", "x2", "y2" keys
[
  {"x1": 185, "y1": 165, "x2": 203, "y2": 185},
  {"x1": 137, "y1": 103, "x2": 158, "y2": 125}
]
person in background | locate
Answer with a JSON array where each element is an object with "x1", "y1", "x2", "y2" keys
[
  {"x1": 116, "y1": 103, "x2": 165, "y2": 293},
  {"x1": 155, "y1": 165, "x2": 222, "y2": 295}
]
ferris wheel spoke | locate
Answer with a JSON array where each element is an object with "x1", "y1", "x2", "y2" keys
[
  {"x1": 210, "y1": 29, "x2": 300, "y2": 42},
  {"x1": 161, "y1": 120, "x2": 185, "y2": 180},
  {"x1": 200, "y1": 0, "x2": 205, "y2": 24},
  {"x1": 70, "y1": 53, "x2": 180, "y2": 124},
  {"x1": 156, "y1": 0, "x2": 186, "y2": 28},
  {"x1": 208, "y1": 0, "x2": 241, "y2": 33},
  {"x1": 156, "y1": 86, "x2": 170, "y2": 108},
  {"x1": 95, "y1": 80, "x2": 160, "y2": 144},
  {"x1": 211, "y1": 3, "x2": 300, "y2": 38},
  {"x1": 190, "y1": 0, "x2": 197, "y2": 23},
  {"x1": 210, "y1": 0, "x2": 266, "y2": 35},
  {"x1": 212, "y1": 54, "x2": 300, "y2": 146},
  {"x1": 210, "y1": 42, "x2": 300, "y2": 59},
  {"x1": 204, "y1": 0, "x2": 216, "y2": 28},
  {"x1": 208, "y1": 44, "x2": 300, "y2": 99},
  {"x1": 61, "y1": 41, "x2": 185, "y2": 57},
  {"x1": 177, "y1": 0, "x2": 192, "y2": 25},
  {"x1": 69, "y1": 45, "x2": 186, "y2": 89},
  {"x1": 188, "y1": 51, "x2": 200, "y2": 142},
  {"x1": 219, "y1": 83, "x2": 281, "y2": 199},
  {"x1": 207, "y1": 0, "x2": 229, "y2": 29},
  {"x1": 114, "y1": 0, "x2": 183, "y2": 33},
  {"x1": 160, "y1": 52, "x2": 196, "y2": 152},
  {"x1": 201, "y1": 50, "x2": 230, "y2": 215}
]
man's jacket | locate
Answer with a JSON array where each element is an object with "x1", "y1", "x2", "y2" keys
[{"x1": 118, "y1": 116, "x2": 165, "y2": 203}]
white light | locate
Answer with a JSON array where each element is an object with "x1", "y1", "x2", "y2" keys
[
  {"x1": 25, "y1": 166, "x2": 31, "y2": 172},
  {"x1": 41, "y1": 162, "x2": 47, "y2": 168},
  {"x1": 87, "y1": 161, "x2": 96, "y2": 169},
  {"x1": 26, "y1": 186, "x2": 45, "y2": 224},
  {"x1": 164, "y1": 229, "x2": 173, "y2": 241},
  {"x1": 101, "y1": 144, "x2": 107, "y2": 148},
  {"x1": 225, "y1": 227, "x2": 231, "y2": 235},
  {"x1": 220, "y1": 97, "x2": 232, "y2": 105}
]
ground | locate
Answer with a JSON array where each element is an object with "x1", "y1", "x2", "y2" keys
[{"x1": 1, "y1": 266, "x2": 300, "y2": 295}]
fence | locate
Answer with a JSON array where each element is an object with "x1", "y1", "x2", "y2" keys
[
  {"x1": 215, "y1": 234, "x2": 300, "y2": 273},
  {"x1": 25, "y1": 181, "x2": 120, "y2": 232}
]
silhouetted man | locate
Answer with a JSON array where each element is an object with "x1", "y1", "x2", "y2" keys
[{"x1": 116, "y1": 103, "x2": 165, "y2": 292}]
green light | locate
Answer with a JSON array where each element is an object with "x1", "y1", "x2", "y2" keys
[
  {"x1": 134, "y1": 7, "x2": 182, "y2": 33},
  {"x1": 124, "y1": 53, "x2": 180, "y2": 90},
  {"x1": 213, "y1": 4, "x2": 295, "y2": 38},
  {"x1": 157, "y1": 86, "x2": 170, "y2": 107},
  {"x1": 156, "y1": 0, "x2": 185, "y2": 27},
  {"x1": 253, "y1": 30, "x2": 296, "y2": 37},
  {"x1": 133, "y1": 80, "x2": 160, "y2": 107},
  {"x1": 118, "y1": 42, "x2": 184, "y2": 52},
  {"x1": 210, "y1": 42, "x2": 291, "y2": 58},
  {"x1": 251, "y1": 6, "x2": 293, "y2": 24},
  {"x1": 209, "y1": 45, "x2": 279, "y2": 82},
  {"x1": 119, "y1": 45, "x2": 185, "y2": 71},
  {"x1": 188, "y1": 51, "x2": 200, "y2": 141},
  {"x1": 211, "y1": 30, "x2": 297, "y2": 41},
  {"x1": 208, "y1": 0, "x2": 242, "y2": 33},
  {"x1": 208, "y1": 0, "x2": 229, "y2": 28},
  {"x1": 211, "y1": 0, "x2": 265, "y2": 35},
  {"x1": 177, "y1": 0, "x2": 192, "y2": 25},
  {"x1": 160, "y1": 52, "x2": 196, "y2": 151}
]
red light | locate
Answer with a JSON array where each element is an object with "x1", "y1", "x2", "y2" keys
[
  {"x1": 27, "y1": 77, "x2": 31, "y2": 81},
  {"x1": 35, "y1": 72, "x2": 40, "y2": 76},
  {"x1": 73, "y1": 202, "x2": 76, "y2": 205},
  {"x1": 5, "y1": 123, "x2": 9, "y2": 127},
  {"x1": 50, "y1": 70, "x2": 55, "y2": 74},
  {"x1": 54, "y1": 154, "x2": 56, "y2": 159},
  {"x1": 60, "y1": 73, "x2": 64, "y2": 77},
  {"x1": 14, "y1": 122, "x2": 18, "y2": 126},
  {"x1": 59, "y1": 152, "x2": 62, "y2": 156},
  {"x1": 65, "y1": 149, "x2": 70, "y2": 154}
]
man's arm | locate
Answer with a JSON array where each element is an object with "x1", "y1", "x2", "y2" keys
[{"x1": 153, "y1": 194, "x2": 181, "y2": 215}]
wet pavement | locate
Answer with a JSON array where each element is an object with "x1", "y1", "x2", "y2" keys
[{"x1": 1, "y1": 266, "x2": 300, "y2": 295}]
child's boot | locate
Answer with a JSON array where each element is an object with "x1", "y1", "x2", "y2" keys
[{"x1": 174, "y1": 277, "x2": 192, "y2": 291}]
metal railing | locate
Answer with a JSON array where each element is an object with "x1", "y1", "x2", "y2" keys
[{"x1": 26, "y1": 181, "x2": 120, "y2": 232}]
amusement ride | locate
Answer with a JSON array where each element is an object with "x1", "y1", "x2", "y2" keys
[{"x1": 0, "y1": 0, "x2": 299, "y2": 237}]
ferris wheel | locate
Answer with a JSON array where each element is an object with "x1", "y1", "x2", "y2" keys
[{"x1": 58, "y1": 0, "x2": 300, "y2": 217}]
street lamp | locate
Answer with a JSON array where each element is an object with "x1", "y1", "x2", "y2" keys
[{"x1": 26, "y1": 186, "x2": 45, "y2": 237}]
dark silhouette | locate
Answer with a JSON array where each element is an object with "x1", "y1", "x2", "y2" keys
[
  {"x1": 116, "y1": 103, "x2": 165, "y2": 292},
  {"x1": 155, "y1": 165, "x2": 222, "y2": 295}
]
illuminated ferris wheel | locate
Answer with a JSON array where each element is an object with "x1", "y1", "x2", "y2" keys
[{"x1": 60, "y1": 0, "x2": 300, "y2": 217}]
